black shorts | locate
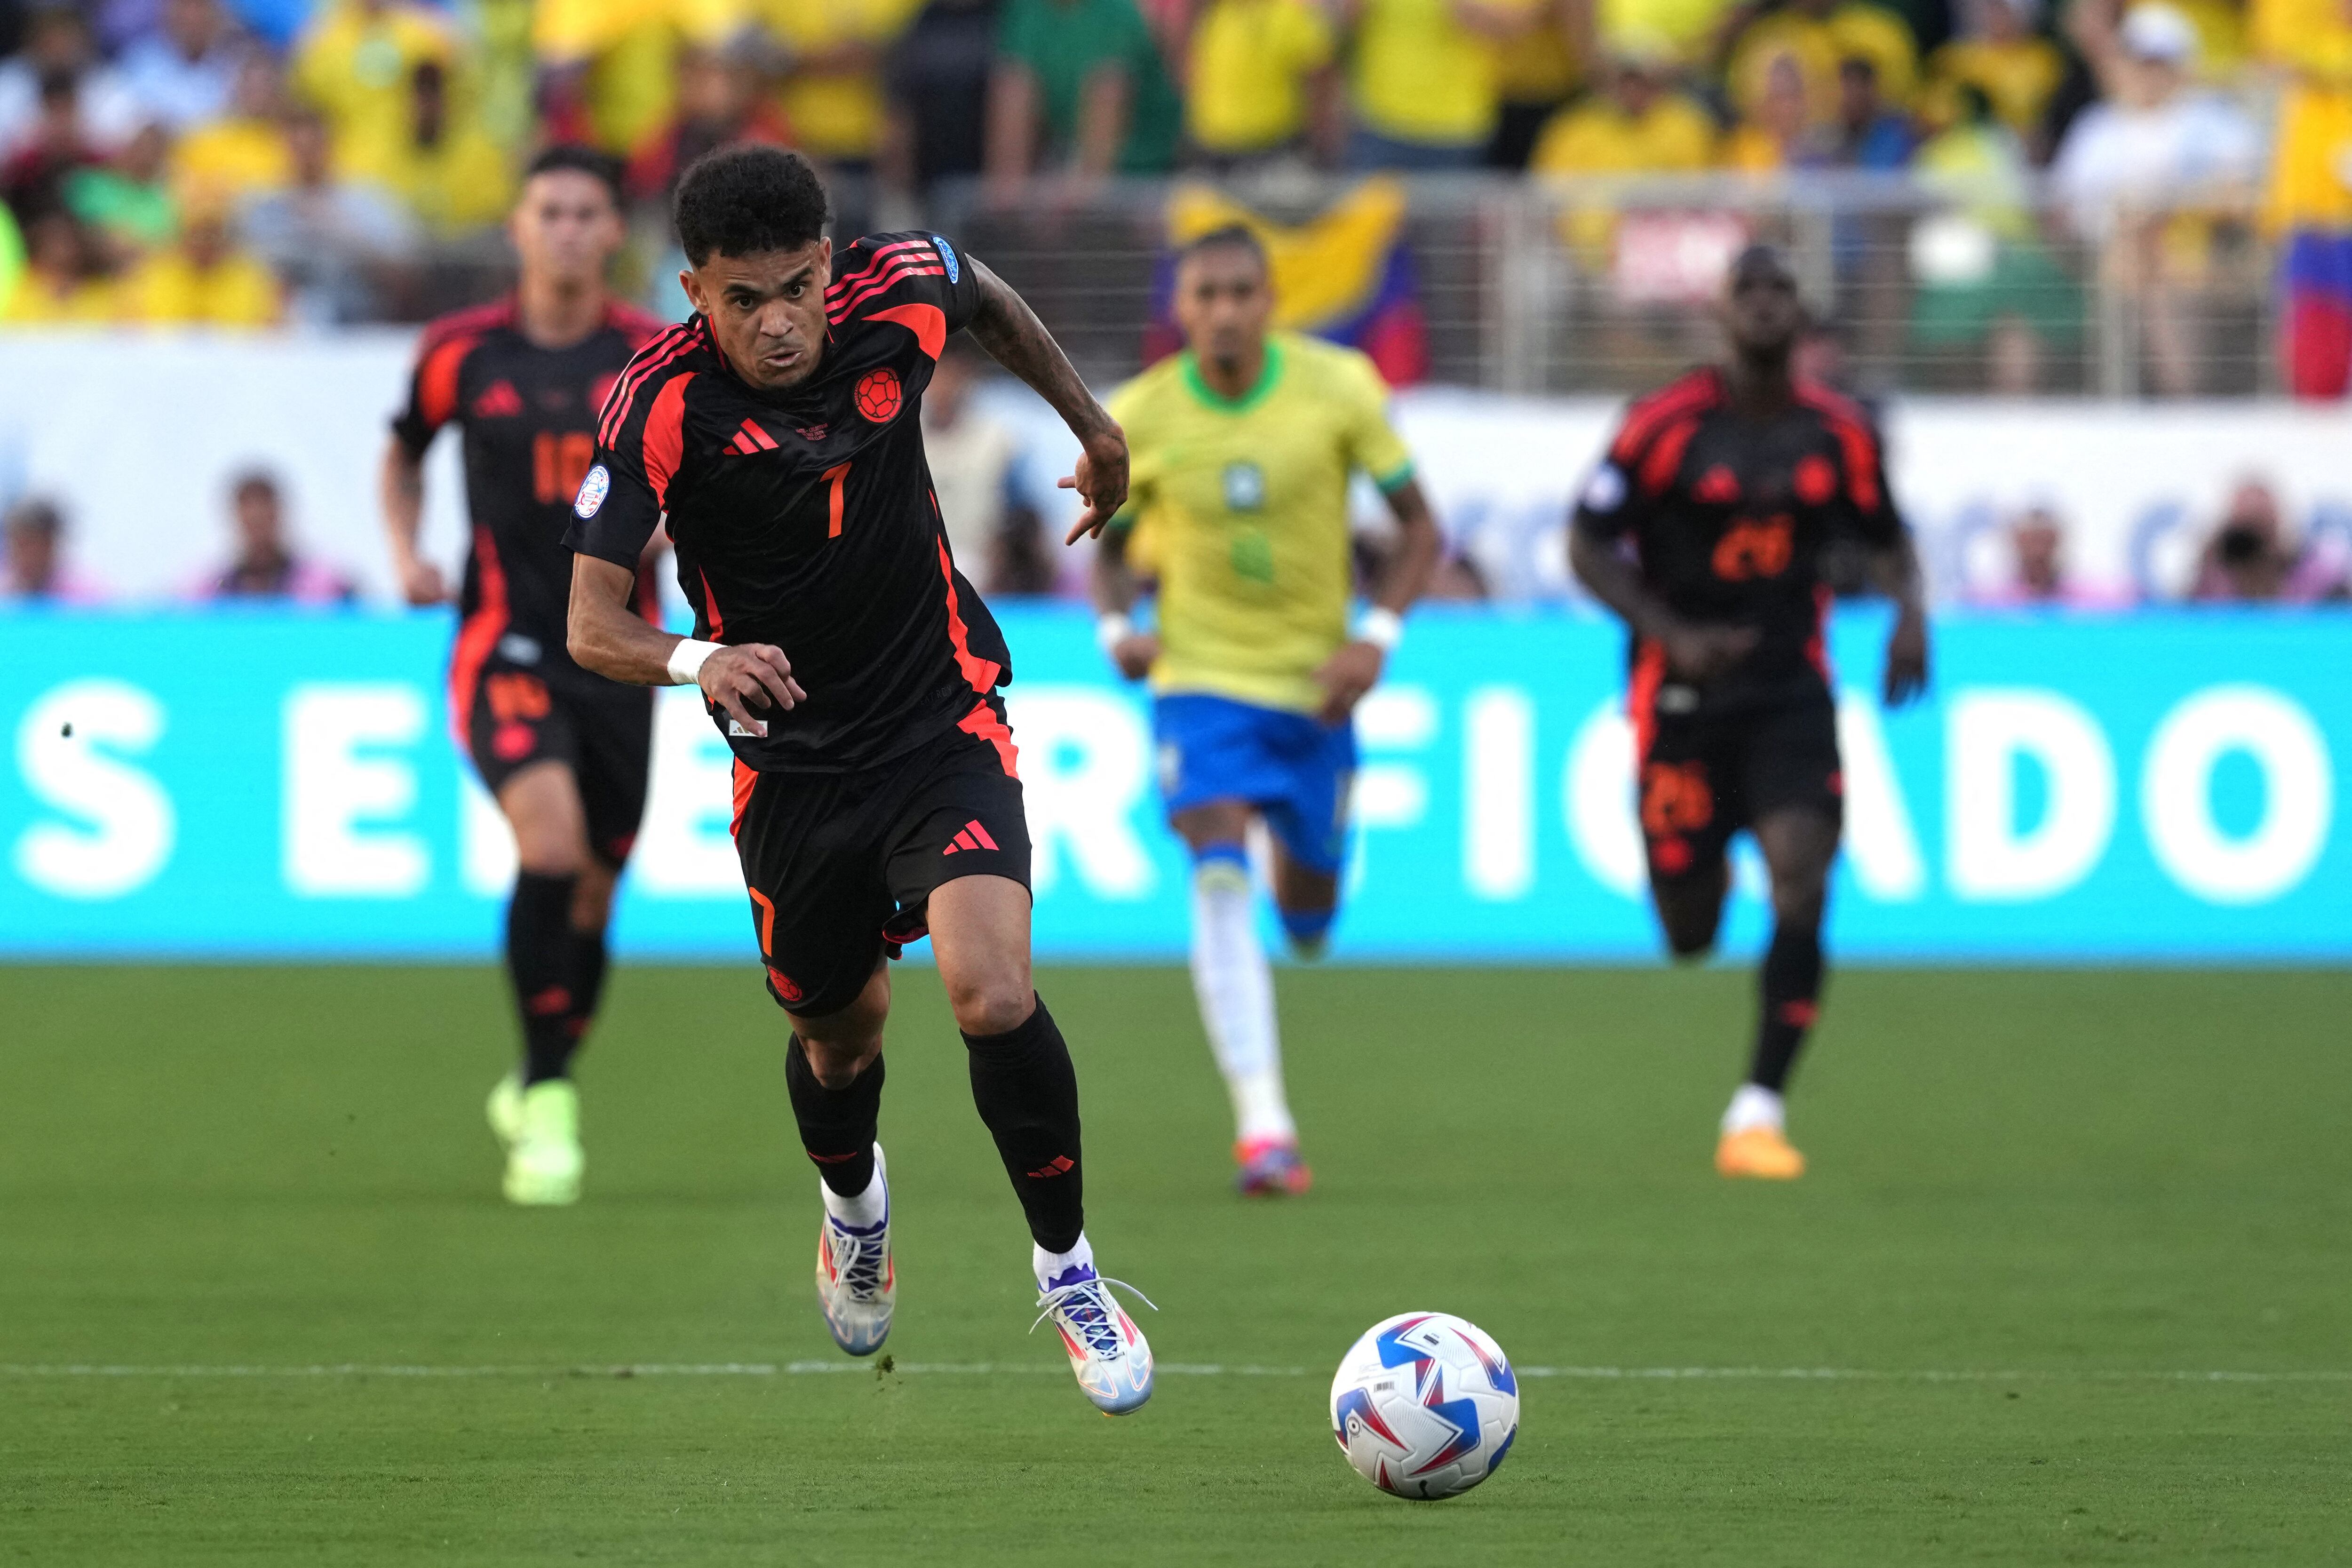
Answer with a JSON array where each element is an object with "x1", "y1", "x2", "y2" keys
[
  {"x1": 1633, "y1": 678, "x2": 1843, "y2": 886},
  {"x1": 730, "y1": 701, "x2": 1030, "y2": 1018},
  {"x1": 458, "y1": 656, "x2": 654, "y2": 868}
]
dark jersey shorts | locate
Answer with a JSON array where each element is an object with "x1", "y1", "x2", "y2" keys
[
  {"x1": 730, "y1": 699, "x2": 1029, "y2": 1019},
  {"x1": 460, "y1": 659, "x2": 654, "y2": 868},
  {"x1": 1633, "y1": 660, "x2": 1843, "y2": 885}
]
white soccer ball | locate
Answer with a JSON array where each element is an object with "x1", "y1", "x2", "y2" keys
[{"x1": 1329, "y1": 1312, "x2": 1520, "y2": 1500}]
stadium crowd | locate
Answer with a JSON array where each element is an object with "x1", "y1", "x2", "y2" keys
[{"x1": 0, "y1": 0, "x2": 2346, "y2": 392}]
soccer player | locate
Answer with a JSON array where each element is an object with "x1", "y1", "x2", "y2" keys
[
  {"x1": 1569, "y1": 244, "x2": 1929, "y2": 1180},
  {"x1": 564, "y1": 147, "x2": 1154, "y2": 1413},
  {"x1": 1094, "y1": 225, "x2": 1440, "y2": 1195},
  {"x1": 381, "y1": 146, "x2": 667, "y2": 1208}
]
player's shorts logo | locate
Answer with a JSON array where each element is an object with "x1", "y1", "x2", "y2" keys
[
  {"x1": 573, "y1": 463, "x2": 611, "y2": 518},
  {"x1": 1223, "y1": 461, "x2": 1265, "y2": 511},
  {"x1": 855, "y1": 367, "x2": 903, "y2": 423},
  {"x1": 930, "y1": 234, "x2": 961, "y2": 283}
]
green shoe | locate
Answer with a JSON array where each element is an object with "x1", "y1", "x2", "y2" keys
[
  {"x1": 485, "y1": 1073, "x2": 525, "y2": 1150},
  {"x1": 500, "y1": 1079, "x2": 583, "y2": 1207}
]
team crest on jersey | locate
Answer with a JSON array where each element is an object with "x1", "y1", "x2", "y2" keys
[
  {"x1": 1223, "y1": 461, "x2": 1266, "y2": 512},
  {"x1": 930, "y1": 234, "x2": 960, "y2": 284},
  {"x1": 855, "y1": 367, "x2": 903, "y2": 423},
  {"x1": 573, "y1": 463, "x2": 611, "y2": 518}
]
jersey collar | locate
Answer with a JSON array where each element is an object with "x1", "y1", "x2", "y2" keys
[{"x1": 1181, "y1": 337, "x2": 1285, "y2": 414}]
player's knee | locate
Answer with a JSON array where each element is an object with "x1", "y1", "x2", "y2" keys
[
  {"x1": 947, "y1": 972, "x2": 1034, "y2": 1038},
  {"x1": 1770, "y1": 869, "x2": 1828, "y2": 928},
  {"x1": 799, "y1": 1033, "x2": 880, "y2": 1089},
  {"x1": 571, "y1": 867, "x2": 617, "y2": 930}
]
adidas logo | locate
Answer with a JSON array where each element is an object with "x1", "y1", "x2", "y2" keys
[
  {"x1": 726, "y1": 417, "x2": 779, "y2": 456},
  {"x1": 1025, "y1": 1154, "x2": 1074, "y2": 1179},
  {"x1": 472, "y1": 379, "x2": 524, "y2": 417},
  {"x1": 940, "y1": 819, "x2": 999, "y2": 856}
]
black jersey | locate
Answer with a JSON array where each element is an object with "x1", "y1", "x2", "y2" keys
[
  {"x1": 1573, "y1": 367, "x2": 1905, "y2": 699},
  {"x1": 565, "y1": 231, "x2": 1010, "y2": 775},
  {"x1": 392, "y1": 297, "x2": 669, "y2": 696}
]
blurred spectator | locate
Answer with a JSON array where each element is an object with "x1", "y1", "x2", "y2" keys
[
  {"x1": 1179, "y1": 0, "x2": 1340, "y2": 172},
  {"x1": 883, "y1": 0, "x2": 1000, "y2": 205},
  {"x1": 1970, "y1": 503, "x2": 2131, "y2": 605},
  {"x1": 1339, "y1": 0, "x2": 1540, "y2": 170},
  {"x1": 1724, "y1": 0, "x2": 1919, "y2": 130},
  {"x1": 1828, "y1": 52, "x2": 1913, "y2": 166},
  {"x1": 1922, "y1": 0, "x2": 2061, "y2": 154},
  {"x1": 531, "y1": 0, "x2": 726, "y2": 157},
  {"x1": 742, "y1": 0, "x2": 923, "y2": 233},
  {"x1": 2253, "y1": 0, "x2": 2352, "y2": 398},
  {"x1": 3, "y1": 66, "x2": 104, "y2": 215},
  {"x1": 292, "y1": 0, "x2": 464, "y2": 178},
  {"x1": 243, "y1": 107, "x2": 417, "y2": 324},
  {"x1": 117, "y1": 0, "x2": 244, "y2": 132},
  {"x1": 1487, "y1": 0, "x2": 1589, "y2": 169},
  {"x1": 171, "y1": 50, "x2": 294, "y2": 200},
  {"x1": 1, "y1": 496, "x2": 105, "y2": 602},
  {"x1": 65, "y1": 119, "x2": 178, "y2": 257},
  {"x1": 343, "y1": 59, "x2": 513, "y2": 235},
  {"x1": 1, "y1": 207, "x2": 123, "y2": 322},
  {"x1": 924, "y1": 337, "x2": 1051, "y2": 593},
  {"x1": 125, "y1": 187, "x2": 280, "y2": 324},
  {"x1": 2191, "y1": 479, "x2": 2348, "y2": 602},
  {"x1": 985, "y1": 0, "x2": 1183, "y2": 201},
  {"x1": 2051, "y1": 2, "x2": 2257, "y2": 395},
  {"x1": 194, "y1": 469, "x2": 356, "y2": 602},
  {"x1": 1724, "y1": 45, "x2": 1822, "y2": 168},
  {"x1": 1529, "y1": 39, "x2": 1717, "y2": 174},
  {"x1": 0, "y1": 5, "x2": 142, "y2": 153},
  {"x1": 1908, "y1": 82, "x2": 2080, "y2": 390},
  {"x1": 627, "y1": 42, "x2": 791, "y2": 207}
]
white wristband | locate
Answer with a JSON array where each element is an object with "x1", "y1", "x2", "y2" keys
[
  {"x1": 1096, "y1": 612, "x2": 1135, "y2": 654},
  {"x1": 665, "y1": 638, "x2": 722, "y2": 686},
  {"x1": 1357, "y1": 607, "x2": 1405, "y2": 653}
]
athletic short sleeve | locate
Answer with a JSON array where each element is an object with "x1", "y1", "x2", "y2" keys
[
  {"x1": 1835, "y1": 413, "x2": 1903, "y2": 546},
  {"x1": 827, "y1": 231, "x2": 986, "y2": 338},
  {"x1": 564, "y1": 364, "x2": 688, "y2": 570},
  {"x1": 389, "y1": 324, "x2": 476, "y2": 460},
  {"x1": 1335, "y1": 351, "x2": 1413, "y2": 493}
]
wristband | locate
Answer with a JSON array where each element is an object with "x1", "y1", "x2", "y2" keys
[
  {"x1": 665, "y1": 638, "x2": 722, "y2": 686},
  {"x1": 1357, "y1": 607, "x2": 1405, "y2": 653},
  {"x1": 1096, "y1": 612, "x2": 1135, "y2": 654}
]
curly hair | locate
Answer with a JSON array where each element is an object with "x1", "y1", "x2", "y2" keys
[{"x1": 674, "y1": 145, "x2": 830, "y2": 267}]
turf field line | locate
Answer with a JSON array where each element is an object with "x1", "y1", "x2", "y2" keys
[{"x1": 7, "y1": 1362, "x2": 2351, "y2": 1384}]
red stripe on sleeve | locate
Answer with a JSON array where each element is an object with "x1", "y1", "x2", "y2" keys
[
  {"x1": 417, "y1": 334, "x2": 478, "y2": 432},
  {"x1": 1639, "y1": 416, "x2": 1701, "y2": 495},
  {"x1": 825, "y1": 238, "x2": 932, "y2": 298},
  {"x1": 642, "y1": 372, "x2": 693, "y2": 507},
  {"x1": 864, "y1": 302, "x2": 947, "y2": 360},
  {"x1": 828, "y1": 261, "x2": 946, "y2": 322},
  {"x1": 1609, "y1": 369, "x2": 1720, "y2": 466}
]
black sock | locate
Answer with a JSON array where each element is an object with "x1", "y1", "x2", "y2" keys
[
  {"x1": 509, "y1": 872, "x2": 580, "y2": 1086},
  {"x1": 566, "y1": 927, "x2": 610, "y2": 1047},
  {"x1": 785, "y1": 1035, "x2": 883, "y2": 1197},
  {"x1": 1749, "y1": 919, "x2": 1825, "y2": 1093},
  {"x1": 963, "y1": 993, "x2": 1084, "y2": 1253}
]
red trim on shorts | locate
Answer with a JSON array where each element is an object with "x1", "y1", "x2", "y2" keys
[
  {"x1": 448, "y1": 525, "x2": 509, "y2": 742},
  {"x1": 1627, "y1": 637, "x2": 1667, "y2": 765},
  {"x1": 959, "y1": 701, "x2": 1020, "y2": 777},
  {"x1": 936, "y1": 539, "x2": 1002, "y2": 692},
  {"x1": 730, "y1": 758, "x2": 756, "y2": 839}
]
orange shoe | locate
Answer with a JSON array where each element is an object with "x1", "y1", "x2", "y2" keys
[{"x1": 1716, "y1": 1125, "x2": 1806, "y2": 1180}]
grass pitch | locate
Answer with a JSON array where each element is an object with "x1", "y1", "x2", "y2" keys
[{"x1": 3, "y1": 963, "x2": 2347, "y2": 1565}]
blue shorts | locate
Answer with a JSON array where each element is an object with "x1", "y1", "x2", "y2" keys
[{"x1": 1153, "y1": 693, "x2": 1357, "y2": 876}]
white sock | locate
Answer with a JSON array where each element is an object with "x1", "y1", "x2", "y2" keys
[
  {"x1": 1189, "y1": 858, "x2": 1296, "y2": 1145},
  {"x1": 819, "y1": 1143, "x2": 887, "y2": 1229},
  {"x1": 1033, "y1": 1231, "x2": 1094, "y2": 1289},
  {"x1": 1722, "y1": 1084, "x2": 1786, "y2": 1135}
]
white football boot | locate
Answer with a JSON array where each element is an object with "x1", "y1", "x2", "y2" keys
[
  {"x1": 1032, "y1": 1264, "x2": 1156, "y2": 1414},
  {"x1": 813, "y1": 1151, "x2": 895, "y2": 1356}
]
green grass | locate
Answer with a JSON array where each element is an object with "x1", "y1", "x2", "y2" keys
[{"x1": 2, "y1": 964, "x2": 2348, "y2": 1565}]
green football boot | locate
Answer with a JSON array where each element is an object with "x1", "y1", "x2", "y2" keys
[{"x1": 487, "y1": 1074, "x2": 583, "y2": 1206}]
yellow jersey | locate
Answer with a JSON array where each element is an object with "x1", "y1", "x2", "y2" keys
[
  {"x1": 1110, "y1": 333, "x2": 1414, "y2": 713},
  {"x1": 1351, "y1": 0, "x2": 1537, "y2": 146},
  {"x1": 1186, "y1": 0, "x2": 1335, "y2": 154}
]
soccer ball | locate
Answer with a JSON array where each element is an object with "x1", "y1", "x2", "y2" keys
[{"x1": 1329, "y1": 1312, "x2": 1519, "y2": 1500}]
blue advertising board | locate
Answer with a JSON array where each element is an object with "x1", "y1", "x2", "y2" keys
[{"x1": 2, "y1": 606, "x2": 2346, "y2": 962}]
